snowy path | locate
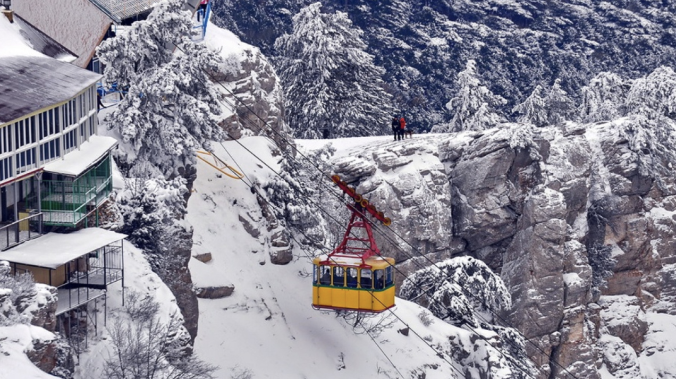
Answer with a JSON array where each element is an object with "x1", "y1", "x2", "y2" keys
[{"x1": 189, "y1": 137, "x2": 461, "y2": 379}]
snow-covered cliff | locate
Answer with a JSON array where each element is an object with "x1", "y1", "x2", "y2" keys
[{"x1": 299, "y1": 118, "x2": 676, "y2": 378}]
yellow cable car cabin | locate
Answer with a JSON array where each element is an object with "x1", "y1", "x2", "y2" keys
[
  {"x1": 312, "y1": 255, "x2": 395, "y2": 313},
  {"x1": 312, "y1": 175, "x2": 396, "y2": 313}
]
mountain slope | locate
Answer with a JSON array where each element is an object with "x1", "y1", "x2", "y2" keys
[
  {"x1": 211, "y1": 0, "x2": 676, "y2": 130},
  {"x1": 187, "y1": 137, "x2": 525, "y2": 378}
]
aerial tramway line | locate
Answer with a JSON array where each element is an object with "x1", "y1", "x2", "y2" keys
[
  {"x1": 171, "y1": 40, "x2": 581, "y2": 378},
  {"x1": 311, "y1": 175, "x2": 396, "y2": 313}
]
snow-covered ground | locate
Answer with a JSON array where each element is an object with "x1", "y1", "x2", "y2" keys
[
  {"x1": 188, "y1": 137, "x2": 463, "y2": 378},
  {"x1": 74, "y1": 242, "x2": 188, "y2": 378},
  {"x1": 0, "y1": 325, "x2": 58, "y2": 379}
]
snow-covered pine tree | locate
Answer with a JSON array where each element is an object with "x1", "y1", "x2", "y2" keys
[
  {"x1": 399, "y1": 256, "x2": 511, "y2": 326},
  {"x1": 97, "y1": 0, "x2": 224, "y2": 178},
  {"x1": 579, "y1": 72, "x2": 627, "y2": 123},
  {"x1": 625, "y1": 66, "x2": 676, "y2": 120},
  {"x1": 545, "y1": 78, "x2": 575, "y2": 125},
  {"x1": 432, "y1": 59, "x2": 506, "y2": 133},
  {"x1": 513, "y1": 79, "x2": 575, "y2": 127},
  {"x1": 512, "y1": 85, "x2": 547, "y2": 127},
  {"x1": 619, "y1": 66, "x2": 676, "y2": 192},
  {"x1": 274, "y1": 2, "x2": 392, "y2": 139}
]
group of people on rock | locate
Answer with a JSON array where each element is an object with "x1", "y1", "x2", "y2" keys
[{"x1": 391, "y1": 115, "x2": 412, "y2": 141}]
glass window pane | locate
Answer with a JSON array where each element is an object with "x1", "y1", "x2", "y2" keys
[
  {"x1": 320, "y1": 266, "x2": 331, "y2": 285},
  {"x1": 333, "y1": 267, "x2": 345, "y2": 287},
  {"x1": 346, "y1": 267, "x2": 358, "y2": 288},
  {"x1": 374, "y1": 270, "x2": 384, "y2": 290},
  {"x1": 385, "y1": 266, "x2": 393, "y2": 286},
  {"x1": 360, "y1": 269, "x2": 372, "y2": 289}
]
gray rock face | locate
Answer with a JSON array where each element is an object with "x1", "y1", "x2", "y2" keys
[
  {"x1": 321, "y1": 119, "x2": 676, "y2": 378},
  {"x1": 195, "y1": 285, "x2": 235, "y2": 299},
  {"x1": 215, "y1": 44, "x2": 293, "y2": 153},
  {"x1": 332, "y1": 139, "x2": 453, "y2": 270}
]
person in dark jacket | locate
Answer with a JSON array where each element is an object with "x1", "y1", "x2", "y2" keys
[{"x1": 391, "y1": 116, "x2": 400, "y2": 141}]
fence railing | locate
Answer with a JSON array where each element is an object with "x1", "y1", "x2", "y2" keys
[{"x1": 0, "y1": 212, "x2": 43, "y2": 251}]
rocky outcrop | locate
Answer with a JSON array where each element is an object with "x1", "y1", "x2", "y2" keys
[
  {"x1": 195, "y1": 285, "x2": 235, "y2": 299},
  {"x1": 193, "y1": 252, "x2": 213, "y2": 263},
  {"x1": 332, "y1": 138, "x2": 454, "y2": 284},
  {"x1": 214, "y1": 43, "x2": 293, "y2": 154},
  {"x1": 325, "y1": 119, "x2": 676, "y2": 378},
  {"x1": 236, "y1": 188, "x2": 294, "y2": 266}
]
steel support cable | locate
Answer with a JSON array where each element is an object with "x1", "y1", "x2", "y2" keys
[
  {"x1": 367, "y1": 330, "x2": 406, "y2": 379},
  {"x1": 201, "y1": 102, "x2": 541, "y2": 378},
  {"x1": 183, "y1": 72, "x2": 540, "y2": 378},
  {"x1": 212, "y1": 144, "x2": 463, "y2": 379},
  {"x1": 210, "y1": 94, "x2": 579, "y2": 379},
  {"x1": 171, "y1": 43, "x2": 577, "y2": 379},
  {"x1": 211, "y1": 129, "x2": 534, "y2": 379}
]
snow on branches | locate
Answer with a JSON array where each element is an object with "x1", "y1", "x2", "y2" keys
[
  {"x1": 399, "y1": 256, "x2": 511, "y2": 327},
  {"x1": 579, "y1": 72, "x2": 627, "y2": 123},
  {"x1": 97, "y1": 0, "x2": 223, "y2": 178},
  {"x1": 432, "y1": 60, "x2": 506, "y2": 133},
  {"x1": 512, "y1": 79, "x2": 574, "y2": 127},
  {"x1": 274, "y1": 2, "x2": 392, "y2": 139}
]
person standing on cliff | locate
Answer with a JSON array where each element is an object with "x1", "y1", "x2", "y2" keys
[
  {"x1": 392, "y1": 116, "x2": 400, "y2": 141},
  {"x1": 399, "y1": 115, "x2": 406, "y2": 140}
]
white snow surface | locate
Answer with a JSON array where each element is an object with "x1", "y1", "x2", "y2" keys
[
  {"x1": 0, "y1": 13, "x2": 43, "y2": 58},
  {"x1": 12, "y1": 0, "x2": 112, "y2": 67},
  {"x1": 0, "y1": 228, "x2": 126, "y2": 269},
  {"x1": 43, "y1": 135, "x2": 117, "y2": 176},
  {"x1": 0, "y1": 325, "x2": 57, "y2": 379},
  {"x1": 188, "y1": 137, "x2": 462, "y2": 378}
]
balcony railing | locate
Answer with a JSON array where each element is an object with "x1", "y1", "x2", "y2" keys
[{"x1": 0, "y1": 212, "x2": 43, "y2": 251}]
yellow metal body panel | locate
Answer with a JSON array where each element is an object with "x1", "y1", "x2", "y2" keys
[
  {"x1": 312, "y1": 286, "x2": 395, "y2": 312},
  {"x1": 312, "y1": 255, "x2": 396, "y2": 312}
]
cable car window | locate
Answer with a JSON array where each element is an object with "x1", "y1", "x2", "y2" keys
[
  {"x1": 385, "y1": 266, "x2": 393, "y2": 286},
  {"x1": 333, "y1": 266, "x2": 345, "y2": 287},
  {"x1": 320, "y1": 266, "x2": 331, "y2": 285},
  {"x1": 374, "y1": 270, "x2": 384, "y2": 289},
  {"x1": 346, "y1": 268, "x2": 358, "y2": 288},
  {"x1": 360, "y1": 269, "x2": 372, "y2": 289},
  {"x1": 313, "y1": 265, "x2": 317, "y2": 284}
]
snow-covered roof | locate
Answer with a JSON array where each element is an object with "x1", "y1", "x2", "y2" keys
[
  {"x1": 0, "y1": 55, "x2": 101, "y2": 125},
  {"x1": 92, "y1": 0, "x2": 158, "y2": 22},
  {"x1": 44, "y1": 135, "x2": 117, "y2": 177},
  {"x1": 0, "y1": 12, "x2": 101, "y2": 125},
  {"x1": 0, "y1": 228, "x2": 127, "y2": 269},
  {"x1": 13, "y1": 14, "x2": 78, "y2": 63},
  {"x1": 12, "y1": 0, "x2": 113, "y2": 68}
]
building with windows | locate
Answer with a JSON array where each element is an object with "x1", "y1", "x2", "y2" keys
[
  {"x1": 0, "y1": 54, "x2": 116, "y2": 234},
  {"x1": 0, "y1": 10, "x2": 124, "y2": 337}
]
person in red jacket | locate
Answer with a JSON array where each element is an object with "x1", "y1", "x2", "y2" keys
[
  {"x1": 399, "y1": 116, "x2": 406, "y2": 140},
  {"x1": 198, "y1": 0, "x2": 209, "y2": 21}
]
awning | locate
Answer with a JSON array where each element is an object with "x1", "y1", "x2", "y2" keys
[
  {"x1": 0, "y1": 228, "x2": 127, "y2": 269},
  {"x1": 44, "y1": 135, "x2": 117, "y2": 177}
]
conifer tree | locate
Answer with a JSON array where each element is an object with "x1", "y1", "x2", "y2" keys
[
  {"x1": 433, "y1": 60, "x2": 506, "y2": 133},
  {"x1": 513, "y1": 79, "x2": 575, "y2": 127},
  {"x1": 512, "y1": 85, "x2": 547, "y2": 127},
  {"x1": 625, "y1": 66, "x2": 676, "y2": 120},
  {"x1": 274, "y1": 2, "x2": 392, "y2": 139},
  {"x1": 97, "y1": 0, "x2": 223, "y2": 178},
  {"x1": 579, "y1": 72, "x2": 627, "y2": 123},
  {"x1": 545, "y1": 78, "x2": 576, "y2": 125}
]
